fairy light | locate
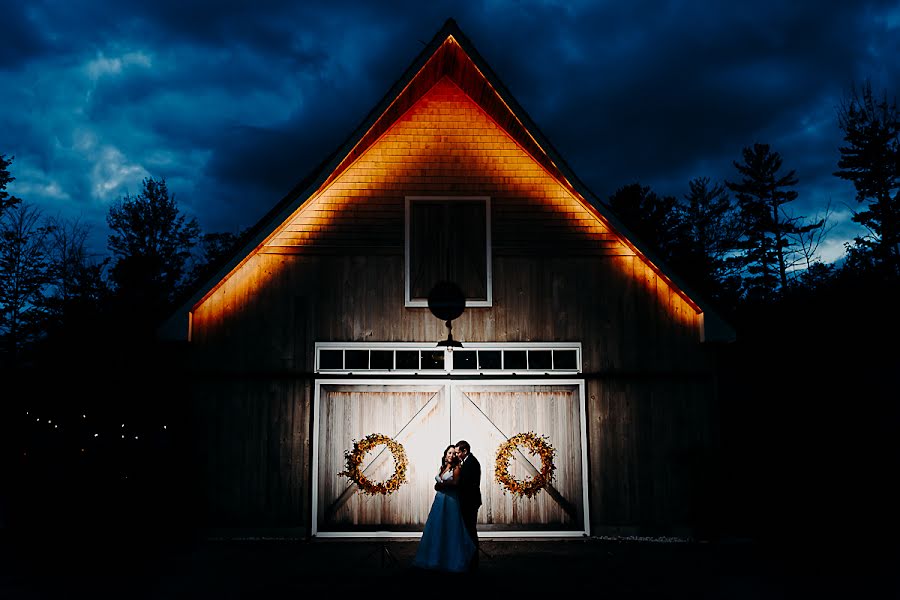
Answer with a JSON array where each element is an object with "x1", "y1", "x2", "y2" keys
[{"x1": 21, "y1": 405, "x2": 169, "y2": 469}]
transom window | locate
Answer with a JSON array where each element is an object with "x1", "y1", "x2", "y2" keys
[
  {"x1": 405, "y1": 196, "x2": 491, "y2": 307},
  {"x1": 315, "y1": 342, "x2": 581, "y2": 375}
]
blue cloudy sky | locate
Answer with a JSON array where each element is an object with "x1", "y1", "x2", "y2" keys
[{"x1": 2, "y1": 1, "x2": 898, "y2": 264}]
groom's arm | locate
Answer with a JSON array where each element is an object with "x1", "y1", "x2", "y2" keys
[
  {"x1": 458, "y1": 461, "x2": 473, "y2": 489},
  {"x1": 467, "y1": 458, "x2": 480, "y2": 483}
]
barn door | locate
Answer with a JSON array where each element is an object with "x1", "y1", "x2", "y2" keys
[
  {"x1": 313, "y1": 380, "x2": 587, "y2": 537},
  {"x1": 450, "y1": 383, "x2": 588, "y2": 534},
  {"x1": 313, "y1": 383, "x2": 450, "y2": 533}
]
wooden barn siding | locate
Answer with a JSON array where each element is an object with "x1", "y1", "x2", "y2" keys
[
  {"x1": 187, "y1": 252, "x2": 716, "y2": 532},
  {"x1": 184, "y1": 375, "x2": 716, "y2": 533},
  {"x1": 587, "y1": 377, "x2": 718, "y2": 536},
  {"x1": 189, "y1": 377, "x2": 312, "y2": 528},
  {"x1": 184, "y1": 77, "x2": 718, "y2": 533},
  {"x1": 190, "y1": 255, "x2": 705, "y2": 373},
  {"x1": 266, "y1": 78, "x2": 629, "y2": 256}
]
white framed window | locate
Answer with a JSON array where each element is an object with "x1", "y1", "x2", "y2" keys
[
  {"x1": 405, "y1": 196, "x2": 492, "y2": 307},
  {"x1": 315, "y1": 342, "x2": 581, "y2": 375}
]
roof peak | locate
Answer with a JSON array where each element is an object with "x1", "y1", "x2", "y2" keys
[
  {"x1": 434, "y1": 17, "x2": 468, "y2": 47},
  {"x1": 440, "y1": 17, "x2": 460, "y2": 32}
]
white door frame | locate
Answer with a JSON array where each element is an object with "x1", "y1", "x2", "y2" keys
[{"x1": 311, "y1": 378, "x2": 590, "y2": 539}]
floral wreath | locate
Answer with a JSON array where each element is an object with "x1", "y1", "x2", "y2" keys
[
  {"x1": 494, "y1": 432, "x2": 557, "y2": 498},
  {"x1": 338, "y1": 433, "x2": 408, "y2": 496}
]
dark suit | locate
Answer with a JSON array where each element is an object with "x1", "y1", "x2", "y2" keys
[{"x1": 457, "y1": 453, "x2": 482, "y2": 569}]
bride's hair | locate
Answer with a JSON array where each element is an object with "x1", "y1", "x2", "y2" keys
[{"x1": 440, "y1": 444, "x2": 456, "y2": 471}]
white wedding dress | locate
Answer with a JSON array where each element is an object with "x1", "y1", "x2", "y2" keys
[{"x1": 411, "y1": 469, "x2": 476, "y2": 572}]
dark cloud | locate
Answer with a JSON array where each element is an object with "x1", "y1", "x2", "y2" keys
[
  {"x1": 2, "y1": 0, "x2": 898, "y2": 264},
  {"x1": 506, "y1": 1, "x2": 871, "y2": 201},
  {"x1": 0, "y1": 2, "x2": 53, "y2": 67}
]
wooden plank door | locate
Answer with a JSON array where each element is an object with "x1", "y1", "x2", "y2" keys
[
  {"x1": 314, "y1": 383, "x2": 452, "y2": 533},
  {"x1": 450, "y1": 382, "x2": 588, "y2": 534}
]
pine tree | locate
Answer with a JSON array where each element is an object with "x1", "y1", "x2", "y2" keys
[
  {"x1": 681, "y1": 177, "x2": 742, "y2": 304},
  {"x1": 0, "y1": 154, "x2": 22, "y2": 216},
  {"x1": 726, "y1": 143, "x2": 820, "y2": 300},
  {"x1": 834, "y1": 82, "x2": 900, "y2": 277},
  {"x1": 607, "y1": 183, "x2": 685, "y2": 263}
]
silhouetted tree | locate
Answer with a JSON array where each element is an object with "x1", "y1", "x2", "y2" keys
[
  {"x1": 608, "y1": 183, "x2": 686, "y2": 263},
  {"x1": 793, "y1": 260, "x2": 836, "y2": 291},
  {"x1": 0, "y1": 154, "x2": 22, "y2": 216},
  {"x1": 834, "y1": 82, "x2": 900, "y2": 277},
  {"x1": 39, "y1": 216, "x2": 110, "y2": 356},
  {"x1": 792, "y1": 200, "x2": 835, "y2": 275},
  {"x1": 726, "y1": 143, "x2": 822, "y2": 301},
  {"x1": 0, "y1": 202, "x2": 52, "y2": 365},
  {"x1": 680, "y1": 177, "x2": 742, "y2": 304},
  {"x1": 106, "y1": 177, "x2": 200, "y2": 330}
]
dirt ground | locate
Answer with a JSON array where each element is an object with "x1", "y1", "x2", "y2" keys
[{"x1": 1, "y1": 532, "x2": 897, "y2": 599}]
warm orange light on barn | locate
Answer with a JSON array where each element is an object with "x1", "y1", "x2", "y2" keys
[
  {"x1": 193, "y1": 90, "x2": 700, "y2": 336},
  {"x1": 189, "y1": 32, "x2": 704, "y2": 337}
]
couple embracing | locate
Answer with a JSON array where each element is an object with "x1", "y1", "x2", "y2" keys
[{"x1": 411, "y1": 440, "x2": 481, "y2": 573}]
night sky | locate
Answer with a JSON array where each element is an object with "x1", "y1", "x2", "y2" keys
[{"x1": 3, "y1": 1, "x2": 898, "y2": 264}]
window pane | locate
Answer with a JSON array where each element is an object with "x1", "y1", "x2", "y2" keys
[
  {"x1": 454, "y1": 351, "x2": 477, "y2": 369},
  {"x1": 528, "y1": 350, "x2": 552, "y2": 370},
  {"x1": 553, "y1": 350, "x2": 577, "y2": 370},
  {"x1": 370, "y1": 350, "x2": 393, "y2": 370},
  {"x1": 421, "y1": 350, "x2": 445, "y2": 370},
  {"x1": 478, "y1": 350, "x2": 501, "y2": 370},
  {"x1": 396, "y1": 351, "x2": 419, "y2": 370},
  {"x1": 504, "y1": 350, "x2": 527, "y2": 370},
  {"x1": 409, "y1": 202, "x2": 447, "y2": 299},
  {"x1": 448, "y1": 202, "x2": 487, "y2": 300},
  {"x1": 345, "y1": 350, "x2": 369, "y2": 370},
  {"x1": 319, "y1": 350, "x2": 343, "y2": 370},
  {"x1": 408, "y1": 199, "x2": 488, "y2": 302}
]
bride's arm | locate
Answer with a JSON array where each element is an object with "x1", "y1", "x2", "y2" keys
[
  {"x1": 434, "y1": 465, "x2": 462, "y2": 490},
  {"x1": 442, "y1": 465, "x2": 462, "y2": 486}
]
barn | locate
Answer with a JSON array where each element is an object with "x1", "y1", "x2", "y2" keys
[{"x1": 162, "y1": 18, "x2": 734, "y2": 540}]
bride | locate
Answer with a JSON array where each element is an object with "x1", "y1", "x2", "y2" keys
[{"x1": 411, "y1": 445, "x2": 476, "y2": 572}]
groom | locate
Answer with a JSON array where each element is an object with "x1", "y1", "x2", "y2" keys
[{"x1": 454, "y1": 439, "x2": 481, "y2": 571}]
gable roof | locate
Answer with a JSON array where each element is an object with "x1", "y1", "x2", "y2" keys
[{"x1": 161, "y1": 18, "x2": 735, "y2": 343}]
